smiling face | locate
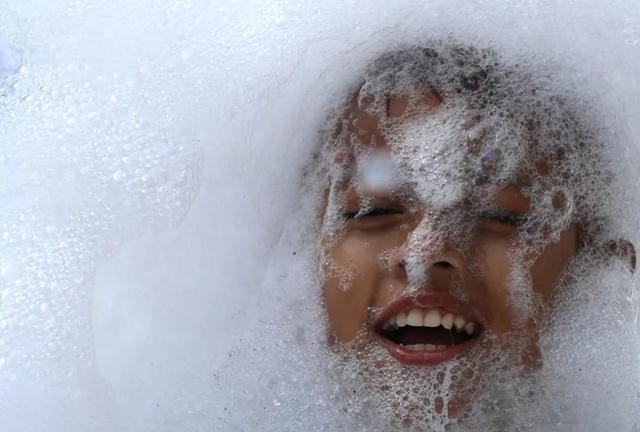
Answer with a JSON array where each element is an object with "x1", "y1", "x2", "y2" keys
[
  {"x1": 322, "y1": 93, "x2": 579, "y2": 368},
  {"x1": 312, "y1": 44, "x2": 622, "y2": 427},
  {"x1": 314, "y1": 49, "x2": 602, "y2": 424}
]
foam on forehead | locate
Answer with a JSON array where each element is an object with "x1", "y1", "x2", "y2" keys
[
  {"x1": 320, "y1": 40, "x2": 612, "y2": 245},
  {"x1": 388, "y1": 102, "x2": 529, "y2": 209}
]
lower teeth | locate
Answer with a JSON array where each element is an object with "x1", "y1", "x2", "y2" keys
[{"x1": 401, "y1": 343, "x2": 448, "y2": 351}]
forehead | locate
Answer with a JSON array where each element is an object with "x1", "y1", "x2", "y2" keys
[
  {"x1": 329, "y1": 85, "x2": 578, "y2": 218},
  {"x1": 344, "y1": 88, "x2": 445, "y2": 149},
  {"x1": 320, "y1": 46, "x2": 607, "y2": 240},
  {"x1": 344, "y1": 88, "x2": 546, "y2": 178}
]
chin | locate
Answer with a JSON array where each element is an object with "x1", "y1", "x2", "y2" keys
[{"x1": 329, "y1": 326, "x2": 530, "y2": 431}]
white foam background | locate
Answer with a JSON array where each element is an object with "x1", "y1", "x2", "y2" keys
[{"x1": 1, "y1": 1, "x2": 640, "y2": 430}]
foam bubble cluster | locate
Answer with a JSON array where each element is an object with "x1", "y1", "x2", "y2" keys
[{"x1": 2, "y1": 1, "x2": 640, "y2": 431}]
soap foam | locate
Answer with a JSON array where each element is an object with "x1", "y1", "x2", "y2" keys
[{"x1": 1, "y1": 1, "x2": 640, "y2": 431}]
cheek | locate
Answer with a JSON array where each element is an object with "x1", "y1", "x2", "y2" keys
[
  {"x1": 530, "y1": 225, "x2": 578, "y2": 302},
  {"x1": 322, "y1": 228, "x2": 409, "y2": 343},
  {"x1": 468, "y1": 225, "x2": 577, "y2": 335},
  {"x1": 468, "y1": 233, "x2": 516, "y2": 334},
  {"x1": 322, "y1": 235, "x2": 382, "y2": 343}
]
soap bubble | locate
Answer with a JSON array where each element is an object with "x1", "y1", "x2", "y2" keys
[{"x1": 2, "y1": 0, "x2": 640, "y2": 431}]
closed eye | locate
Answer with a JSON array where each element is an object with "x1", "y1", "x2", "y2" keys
[
  {"x1": 478, "y1": 212, "x2": 527, "y2": 226},
  {"x1": 343, "y1": 207, "x2": 403, "y2": 219}
]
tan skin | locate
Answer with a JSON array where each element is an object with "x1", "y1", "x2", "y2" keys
[{"x1": 322, "y1": 91, "x2": 579, "y2": 359}]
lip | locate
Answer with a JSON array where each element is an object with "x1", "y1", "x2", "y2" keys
[{"x1": 373, "y1": 292, "x2": 482, "y2": 366}]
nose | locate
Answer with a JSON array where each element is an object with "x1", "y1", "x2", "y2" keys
[{"x1": 387, "y1": 219, "x2": 466, "y2": 284}]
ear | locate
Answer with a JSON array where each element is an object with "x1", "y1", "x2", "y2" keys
[{"x1": 604, "y1": 239, "x2": 636, "y2": 273}]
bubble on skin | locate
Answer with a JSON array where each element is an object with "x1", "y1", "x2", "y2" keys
[
  {"x1": 324, "y1": 258, "x2": 356, "y2": 292},
  {"x1": 505, "y1": 252, "x2": 539, "y2": 324},
  {"x1": 402, "y1": 218, "x2": 446, "y2": 292}
]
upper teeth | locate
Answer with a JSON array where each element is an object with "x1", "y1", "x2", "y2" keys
[{"x1": 383, "y1": 307, "x2": 476, "y2": 335}]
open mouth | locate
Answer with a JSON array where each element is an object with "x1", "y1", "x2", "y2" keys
[{"x1": 373, "y1": 293, "x2": 483, "y2": 365}]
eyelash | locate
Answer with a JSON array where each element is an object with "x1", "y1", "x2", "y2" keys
[
  {"x1": 342, "y1": 208, "x2": 525, "y2": 225},
  {"x1": 479, "y1": 212, "x2": 526, "y2": 226},
  {"x1": 343, "y1": 207, "x2": 401, "y2": 219}
]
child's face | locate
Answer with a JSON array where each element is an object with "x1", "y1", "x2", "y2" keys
[{"x1": 322, "y1": 90, "x2": 579, "y2": 369}]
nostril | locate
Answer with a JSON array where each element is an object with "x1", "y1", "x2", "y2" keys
[{"x1": 434, "y1": 261, "x2": 454, "y2": 269}]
